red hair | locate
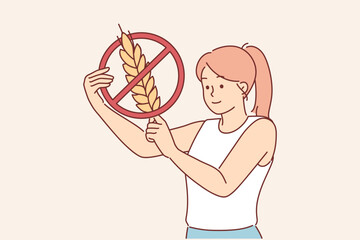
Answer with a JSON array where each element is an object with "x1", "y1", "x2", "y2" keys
[{"x1": 196, "y1": 45, "x2": 273, "y2": 117}]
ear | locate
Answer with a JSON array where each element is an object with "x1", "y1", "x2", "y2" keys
[{"x1": 236, "y1": 82, "x2": 248, "y2": 94}]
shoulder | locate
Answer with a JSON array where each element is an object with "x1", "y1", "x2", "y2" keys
[
  {"x1": 249, "y1": 116, "x2": 276, "y2": 134},
  {"x1": 242, "y1": 116, "x2": 277, "y2": 145},
  {"x1": 233, "y1": 117, "x2": 277, "y2": 164}
]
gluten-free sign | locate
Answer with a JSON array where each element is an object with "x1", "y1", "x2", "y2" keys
[{"x1": 99, "y1": 32, "x2": 185, "y2": 119}]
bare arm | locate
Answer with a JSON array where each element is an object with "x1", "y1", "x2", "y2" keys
[
  {"x1": 147, "y1": 117, "x2": 277, "y2": 197},
  {"x1": 91, "y1": 100, "x2": 161, "y2": 158},
  {"x1": 84, "y1": 68, "x2": 203, "y2": 158},
  {"x1": 84, "y1": 68, "x2": 161, "y2": 157},
  {"x1": 168, "y1": 121, "x2": 204, "y2": 153}
]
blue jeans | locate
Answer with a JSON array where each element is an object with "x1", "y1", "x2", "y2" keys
[{"x1": 186, "y1": 225, "x2": 262, "y2": 239}]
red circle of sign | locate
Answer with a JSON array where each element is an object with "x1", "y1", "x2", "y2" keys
[{"x1": 99, "y1": 32, "x2": 184, "y2": 119}]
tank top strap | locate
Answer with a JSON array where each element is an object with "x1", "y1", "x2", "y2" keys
[{"x1": 244, "y1": 115, "x2": 265, "y2": 129}]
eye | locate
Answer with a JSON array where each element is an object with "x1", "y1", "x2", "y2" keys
[
  {"x1": 205, "y1": 85, "x2": 210, "y2": 90},
  {"x1": 220, "y1": 84, "x2": 224, "y2": 89}
]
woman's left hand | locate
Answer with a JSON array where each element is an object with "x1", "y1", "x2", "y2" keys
[{"x1": 146, "y1": 116, "x2": 179, "y2": 158}]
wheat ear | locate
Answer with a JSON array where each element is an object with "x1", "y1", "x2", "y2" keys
[{"x1": 118, "y1": 32, "x2": 160, "y2": 112}]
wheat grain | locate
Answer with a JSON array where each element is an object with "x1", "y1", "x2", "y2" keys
[{"x1": 118, "y1": 32, "x2": 161, "y2": 112}]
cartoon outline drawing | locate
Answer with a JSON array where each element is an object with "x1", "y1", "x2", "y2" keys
[
  {"x1": 98, "y1": 29, "x2": 184, "y2": 118},
  {"x1": 83, "y1": 28, "x2": 277, "y2": 239}
]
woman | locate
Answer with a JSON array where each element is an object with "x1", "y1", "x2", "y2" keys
[{"x1": 83, "y1": 44, "x2": 277, "y2": 239}]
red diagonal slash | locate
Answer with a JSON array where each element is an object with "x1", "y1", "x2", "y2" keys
[{"x1": 112, "y1": 47, "x2": 170, "y2": 103}]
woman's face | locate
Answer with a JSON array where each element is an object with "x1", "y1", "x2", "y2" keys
[{"x1": 201, "y1": 66, "x2": 245, "y2": 115}]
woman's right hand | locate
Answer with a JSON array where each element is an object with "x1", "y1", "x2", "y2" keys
[{"x1": 83, "y1": 67, "x2": 114, "y2": 104}]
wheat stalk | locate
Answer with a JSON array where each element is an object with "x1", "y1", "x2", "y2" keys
[{"x1": 118, "y1": 30, "x2": 160, "y2": 112}]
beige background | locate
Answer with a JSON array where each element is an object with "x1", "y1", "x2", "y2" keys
[{"x1": 1, "y1": 0, "x2": 359, "y2": 239}]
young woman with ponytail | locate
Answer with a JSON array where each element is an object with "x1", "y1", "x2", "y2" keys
[{"x1": 84, "y1": 44, "x2": 277, "y2": 239}]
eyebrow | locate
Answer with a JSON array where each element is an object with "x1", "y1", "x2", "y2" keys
[
  {"x1": 216, "y1": 75, "x2": 225, "y2": 78},
  {"x1": 201, "y1": 77, "x2": 208, "y2": 79}
]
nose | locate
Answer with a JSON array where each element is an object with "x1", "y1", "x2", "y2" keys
[{"x1": 210, "y1": 85, "x2": 215, "y2": 97}]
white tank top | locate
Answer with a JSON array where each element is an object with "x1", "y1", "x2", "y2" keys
[{"x1": 186, "y1": 116, "x2": 272, "y2": 230}]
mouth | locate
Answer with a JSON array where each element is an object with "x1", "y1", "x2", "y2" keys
[{"x1": 211, "y1": 101, "x2": 221, "y2": 104}]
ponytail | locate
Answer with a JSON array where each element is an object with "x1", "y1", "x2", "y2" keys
[{"x1": 243, "y1": 46, "x2": 273, "y2": 118}]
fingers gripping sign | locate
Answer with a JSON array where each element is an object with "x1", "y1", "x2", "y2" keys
[
  {"x1": 145, "y1": 117, "x2": 159, "y2": 143},
  {"x1": 83, "y1": 67, "x2": 114, "y2": 97},
  {"x1": 145, "y1": 116, "x2": 178, "y2": 158}
]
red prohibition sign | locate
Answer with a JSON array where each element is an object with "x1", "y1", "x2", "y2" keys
[{"x1": 99, "y1": 32, "x2": 185, "y2": 119}]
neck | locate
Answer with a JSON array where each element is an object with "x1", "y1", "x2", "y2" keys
[{"x1": 219, "y1": 103, "x2": 248, "y2": 133}]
